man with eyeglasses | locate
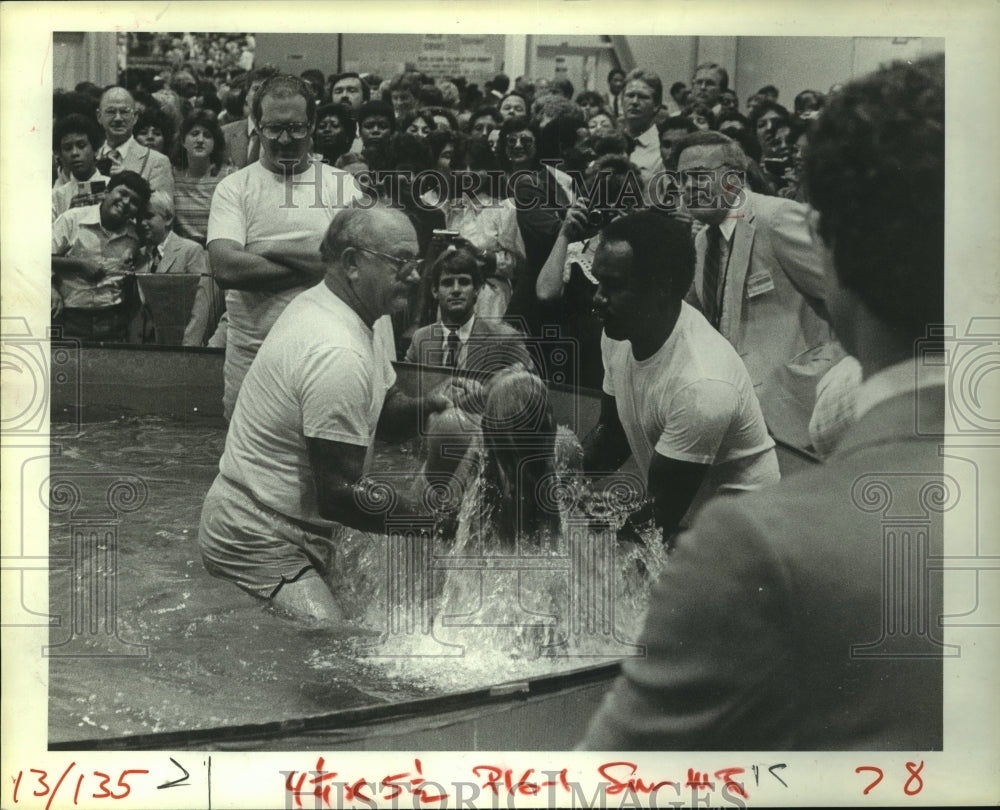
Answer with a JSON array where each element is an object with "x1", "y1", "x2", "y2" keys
[
  {"x1": 200, "y1": 205, "x2": 457, "y2": 622},
  {"x1": 95, "y1": 87, "x2": 173, "y2": 197},
  {"x1": 208, "y1": 74, "x2": 365, "y2": 419},
  {"x1": 673, "y1": 130, "x2": 842, "y2": 449}
]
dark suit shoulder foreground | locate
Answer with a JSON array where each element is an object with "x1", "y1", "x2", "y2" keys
[{"x1": 581, "y1": 386, "x2": 945, "y2": 751}]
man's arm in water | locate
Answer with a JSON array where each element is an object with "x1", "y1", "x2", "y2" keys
[{"x1": 582, "y1": 393, "x2": 633, "y2": 472}]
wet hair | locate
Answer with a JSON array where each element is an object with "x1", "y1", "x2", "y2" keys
[
  {"x1": 431, "y1": 245, "x2": 484, "y2": 288},
  {"x1": 251, "y1": 74, "x2": 317, "y2": 125},
  {"x1": 600, "y1": 210, "x2": 695, "y2": 301},
  {"x1": 805, "y1": 54, "x2": 944, "y2": 340},
  {"x1": 671, "y1": 130, "x2": 748, "y2": 172},
  {"x1": 106, "y1": 169, "x2": 152, "y2": 206},
  {"x1": 623, "y1": 68, "x2": 663, "y2": 107},
  {"x1": 176, "y1": 109, "x2": 227, "y2": 171},
  {"x1": 478, "y1": 368, "x2": 560, "y2": 547},
  {"x1": 694, "y1": 62, "x2": 730, "y2": 92},
  {"x1": 53, "y1": 113, "x2": 103, "y2": 152}
]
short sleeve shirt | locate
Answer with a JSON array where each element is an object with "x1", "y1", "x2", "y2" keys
[
  {"x1": 601, "y1": 302, "x2": 779, "y2": 514},
  {"x1": 221, "y1": 283, "x2": 397, "y2": 524}
]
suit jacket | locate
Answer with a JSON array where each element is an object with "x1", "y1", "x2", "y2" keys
[
  {"x1": 690, "y1": 191, "x2": 843, "y2": 448},
  {"x1": 580, "y1": 384, "x2": 945, "y2": 750},
  {"x1": 138, "y1": 231, "x2": 213, "y2": 346},
  {"x1": 221, "y1": 119, "x2": 253, "y2": 170},
  {"x1": 103, "y1": 137, "x2": 174, "y2": 197},
  {"x1": 405, "y1": 316, "x2": 534, "y2": 379}
]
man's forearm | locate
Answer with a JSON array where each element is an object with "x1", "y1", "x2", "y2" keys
[
  {"x1": 377, "y1": 390, "x2": 448, "y2": 443},
  {"x1": 249, "y1": 240, "x2": 326, "y2": 278},
  {"x1": 582, "y1": 423, "x2": 632, "y2": 473},
  {"x1": 211, "y1": 248, "x2": 317, "y2": 292}
]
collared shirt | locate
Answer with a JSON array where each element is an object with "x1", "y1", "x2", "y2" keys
[
  {"x1": 51, "y1": 204, "x2": 140, "y2": 309},
  {"x1": 440, "y1": 315, "x2": 476, "y2": 366},
  {"x1": 627, "y1": 122, "x2": 666, "y2": 187},
  {"x1": 98, "y1": 135, "x2": 140, "y2": 170},
  {"x1": 854, "y1": 357, "x2": 946, "y2": 421},
  {"x1": 52, "y1": 170, "x2": 109, "y2": 221}
]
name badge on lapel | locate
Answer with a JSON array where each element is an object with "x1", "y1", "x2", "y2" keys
[{"x1": 747, "y1": 268, "x2": 776, "y2": 298}]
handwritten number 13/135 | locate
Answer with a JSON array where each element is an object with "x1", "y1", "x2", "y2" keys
[
  {"x1": 11, "y1": 764, "x2": 150, "y2": 807},
  {"x1": 855, "y1": 761, "x2": 924, "y2": 796}
]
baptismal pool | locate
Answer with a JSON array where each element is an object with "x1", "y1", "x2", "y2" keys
[{"x1": 47, "y1": 417, "x2": 668, "y2": 749}]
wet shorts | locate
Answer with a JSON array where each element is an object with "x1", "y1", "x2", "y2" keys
[{"x1": 198, "y1": 474, "x2": 334, "y2": 599}]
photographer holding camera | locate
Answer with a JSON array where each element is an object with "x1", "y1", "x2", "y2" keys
[{"x1": 535, "y1": 154, "x2": 647, "y2": 391}]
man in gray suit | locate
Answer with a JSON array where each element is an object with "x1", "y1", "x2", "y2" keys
[
  {"x1": 405, "y1": 245, "x2": 533, "y2": 379},
  {"x1": 675, "y1": 130, "x2": 843, "y2": 449},
  {"x1": 580, "y1": 54, "x2": 945, "y2": 751}
]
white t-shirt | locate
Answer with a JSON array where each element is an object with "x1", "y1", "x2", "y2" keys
[
  {"x1": 220, "y1": 283, "x2": 397, "y2": 524},
  {"x1": 207, "y1": 160, "x2": 363, "y2": 417},
  {"x1": 601, "y1": 302, "x2": 779, "y2": 517}
]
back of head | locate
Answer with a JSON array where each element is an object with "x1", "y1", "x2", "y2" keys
[
  {"x1": 601, "y1": 210, "x2": 695, "y2": 302},
  {"x1": 805, "y1": 54, "x2": 944, "y2": 341}
]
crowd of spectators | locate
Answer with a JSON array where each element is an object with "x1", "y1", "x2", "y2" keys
[{"x1": 52, "y1": 49, "x2": 837, "y2": 444}]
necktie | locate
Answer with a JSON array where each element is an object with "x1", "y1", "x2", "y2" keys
[
  {"x1": 444, "y1": 328, "x2": 460, "y2": 368},
  {"x1": 702, "y1": 224, "x2": 727, "y2": 329},
  {"x1": 149, "y1": 248, "x2": 161, "y2": 274},
  {"x1": 247, "y1": 131, "x2": 260, "y2": 164}
]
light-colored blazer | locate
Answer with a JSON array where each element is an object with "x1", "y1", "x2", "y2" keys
[
  {"x1": 221, "y1": 119, "x2": 253, "y2": 170},
  {"x1": 690, "y1": 190, "x2": 843, "y2": 448}
]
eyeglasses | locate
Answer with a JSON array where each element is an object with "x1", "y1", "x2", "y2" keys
[
  {"x1": 258, "y1": 122, "x2": 312, "y2": 140},
  {"x1": 101, "y1": 107, "x2": 134, "y2": 117},
  {"x1": 356, "y1": 247, "x2": 424, "y2": 279},
  {"x1": 505, "y1": 134, "x2": 535, "y2": 148}
]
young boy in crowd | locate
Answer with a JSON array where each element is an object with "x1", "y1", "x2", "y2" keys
[{"x1": 52, "y1": 113, "x2": 109, "y2": 220}]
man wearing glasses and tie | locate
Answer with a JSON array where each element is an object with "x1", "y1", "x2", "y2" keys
[
  {"x1": 200, "y1": 205, "x2": 459, "y2": 623},
  {"x1": 207, "y1": 74, "x2": 365, "y2": 419}
]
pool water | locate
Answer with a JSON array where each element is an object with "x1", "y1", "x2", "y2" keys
[{"x1": 48, "y1": 417, "x2": 662, "y2": 745}]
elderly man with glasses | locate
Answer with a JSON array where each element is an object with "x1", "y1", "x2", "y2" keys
[
  {"x1": 199, "y1": 205, "x2": 458, "y2": 622},
  {"x1": 207, "y1": 74, "x2": 366, "y2": 419},
  {"x1": 94, "y1": 86, "x2": 174, "y2": 196}
]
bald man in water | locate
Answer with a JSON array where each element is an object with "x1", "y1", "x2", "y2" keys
[{"x1": 199, "y1": 206, "x2": 456, "y2": 622}]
